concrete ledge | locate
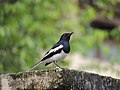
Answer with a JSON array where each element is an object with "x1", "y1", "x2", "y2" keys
[{"x1": 0, "y1": 69, "x2": 120, "y2": 90}]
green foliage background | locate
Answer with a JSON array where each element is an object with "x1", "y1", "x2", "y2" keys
[{"x1": 0, "y1": 0, "x2": 120, "y2": 73}]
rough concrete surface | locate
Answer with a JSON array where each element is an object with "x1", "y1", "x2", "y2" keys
[{"x1": 0, "y1": 69, "x2": 120, "y2": 90}]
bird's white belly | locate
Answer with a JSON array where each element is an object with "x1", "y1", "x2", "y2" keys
[{"x1": 43, "y1": 50, "x2": 67, "y2": 63}]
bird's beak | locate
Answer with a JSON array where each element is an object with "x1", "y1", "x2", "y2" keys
[{"x1": 69, "y1": 32, "x2": 74, "y2": 36}]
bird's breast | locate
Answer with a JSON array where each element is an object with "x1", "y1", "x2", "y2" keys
[{"x1": 63, "y1": 43, "x2": 70, "y2": 53}]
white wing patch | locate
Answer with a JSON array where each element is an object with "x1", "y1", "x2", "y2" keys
[
  {"x1": 43, "y1": 50, "x2": 67, "y2": 63},
  {"x1": 44, "y1": 45, "x2": 63, "y2": 57}
]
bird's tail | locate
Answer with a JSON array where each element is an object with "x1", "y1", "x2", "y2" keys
[{"x1": 29, "y1": 61, "x2": 42, "y2": 71}]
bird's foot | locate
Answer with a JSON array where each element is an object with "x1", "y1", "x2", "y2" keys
[{"x1": 55, "y1": 66, "x2": 63, "y2": 71}]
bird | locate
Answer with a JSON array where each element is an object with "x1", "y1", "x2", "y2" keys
[{"x1": 29, "y1": 32, "x2": 73, "y2": 71}]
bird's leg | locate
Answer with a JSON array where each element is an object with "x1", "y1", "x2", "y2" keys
[{"x1": 53, "y1": 61, "x2": 63, "y2": 69}]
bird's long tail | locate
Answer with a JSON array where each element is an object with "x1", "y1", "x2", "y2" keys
[{"x1": 29, "y1": 61, "x2": 42, "y2": 71}]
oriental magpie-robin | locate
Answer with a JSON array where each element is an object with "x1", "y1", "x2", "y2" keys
[{"x1": 29, "y1": 32, "x2": 73, "y2": 71}]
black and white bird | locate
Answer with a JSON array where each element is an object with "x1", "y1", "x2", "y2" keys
[{"x1": 29, "y1": 32, "x2": 73, "y2": 71}]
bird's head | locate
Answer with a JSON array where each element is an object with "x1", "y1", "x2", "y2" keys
[{"x1": 60, "y1": 32, "x2": 73, "y2": 41}]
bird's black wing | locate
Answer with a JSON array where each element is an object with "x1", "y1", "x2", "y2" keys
[
  {"x1": 41, "y1": 43, "x2": 63, "y2": 61},
  {"x1": 29, "y1": 43, "x2": 63, "y2": 71}
]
